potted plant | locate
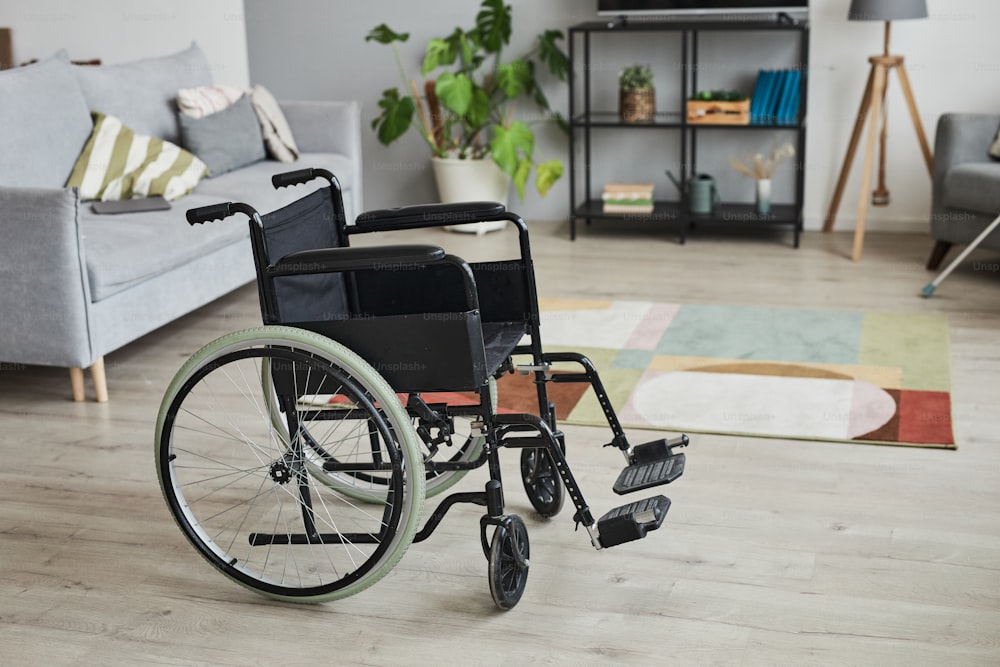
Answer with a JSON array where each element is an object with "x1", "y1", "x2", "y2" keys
[
  {"x1": 366, "y1": 0, "x2": 569, "y2": 227},
  {"x1": 619, "y1": 64, "x2": 655, "y2": 124}
]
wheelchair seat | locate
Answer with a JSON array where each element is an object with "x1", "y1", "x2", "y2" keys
[{"x1": 255, "y1": 183, "x2": 530, "y2": 393}]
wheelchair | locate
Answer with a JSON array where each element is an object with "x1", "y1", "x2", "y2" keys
[{"x1": 155, "y1": 168, "x2": 688, "y2": 610}]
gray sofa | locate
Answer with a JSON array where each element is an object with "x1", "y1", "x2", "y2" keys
[
  {"x1": 0, "y1": 44, "x2": 362, "y2": 401},
  {"x1": 928, "y1": 113, "x2": 1000, "y2": 268}
]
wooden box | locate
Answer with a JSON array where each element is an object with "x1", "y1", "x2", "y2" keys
[{"x1": 686, "y1": 99, "x2": 750, "y2": 125}]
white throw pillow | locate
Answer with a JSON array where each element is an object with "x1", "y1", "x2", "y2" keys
[
  {"x1": 176, "y1": 84, "x2": 245, "y2": 118},
  {"x1": 250, "y1": 84, "x2": 299, "y2": 162}
]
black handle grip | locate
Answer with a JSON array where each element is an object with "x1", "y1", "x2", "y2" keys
[
  {"x1": 272, "y1": 169, "x2": 316, "y2": 189},
  {"x1": 186, "y1": 203, "x2": 234, "y2": 225}
]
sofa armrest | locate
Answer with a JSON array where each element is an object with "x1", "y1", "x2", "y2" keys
[
  {"x1": 933, "y1": 113, "x2": 1000, "y2": 212},
  {"x1": 0, "y1": 185, "x2": 95, "y2": 367},
  {"x1": 279, "y1": 100, "x2": 363, "y2": 211}
]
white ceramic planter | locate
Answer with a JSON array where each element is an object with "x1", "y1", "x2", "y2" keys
[{"x1": 431, "y1": 156, "x2": 510, "y2": 234}]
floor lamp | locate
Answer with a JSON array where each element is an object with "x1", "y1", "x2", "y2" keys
[{"x1": 823, "y1": 0, "x2": 933, "y2": 261}]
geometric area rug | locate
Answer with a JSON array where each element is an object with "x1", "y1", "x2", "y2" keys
[{"x1": 494, "y1": 299, "x2": 955, "y2": 449}]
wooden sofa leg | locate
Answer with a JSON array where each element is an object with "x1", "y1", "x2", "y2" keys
[
  {"x1": 69, "y1": 367, "x2": 86, "y2": 402},
  {"x1": 91, "y1": 357, "x2": 109, "y2": 403},
  {"x1": 68, "y1": 357, "x2": 109, "y2": 402},
  {"x1": 926, "y1": 240, "x2": 953, "y2": 270}
]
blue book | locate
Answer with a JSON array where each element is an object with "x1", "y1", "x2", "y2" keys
[
  {"x1": 781, "y1": 70, "x2": 801, "y2": 123},
  {"x1": 749, "y1": 70, "x2": 769, "y2": 123},
  {"x1": 752, "y1": 70, "x2": 775, "y2": 124},
  {"x1": 764, "y1": 70, "x2": 788, "y2": 125}
]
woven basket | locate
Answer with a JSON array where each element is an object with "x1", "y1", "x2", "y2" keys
[{"x1": 620, "y1": 88, "x2": 655, "y2": 123}]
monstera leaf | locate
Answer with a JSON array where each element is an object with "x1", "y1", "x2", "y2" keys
[{"x1": 372, "y1": 88, "x2": 415, "y2": 145}]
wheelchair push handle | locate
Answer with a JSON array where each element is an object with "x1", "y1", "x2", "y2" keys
[
  {"x1": 186, "y1": 202, "x2": 258, "y2": 225},
  {"x1": 271, "y1": 167, "x2": 336, "y2": 189}
]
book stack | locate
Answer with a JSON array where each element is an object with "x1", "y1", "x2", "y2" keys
[
  {"x1": 602, "y1": 183, "x2": 654, "y2": 214},
  {"x1": 749, "y1": 69, "x2": 802, "y2": 125}
]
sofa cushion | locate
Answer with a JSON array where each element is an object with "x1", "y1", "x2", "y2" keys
[
  {"x1": 81, "y1": 193, "x2": 249, "y2": 302},
  {"x1": 194, "y1": 152, "x2": 357, "y2": 213},
  {"x1": 942, "y1": 162, "x2": 1000, "y2": 215},
  {"x1": 66, "y1": 112, "x2": 208, "y2": 201},
  {"x1": 178, "y1": 94, "x2": 266, "y2": 176},
  {"x1": 72, "y1": 43, "x2": 212, "y2": 144},
  {"x1": 0, "y1": 54, "x2": 94, "y2": 188}
]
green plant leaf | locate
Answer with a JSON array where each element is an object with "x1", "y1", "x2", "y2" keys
[
  {"x1": 489, "y1": 121, "x2": 534, "y2": 175},
  {"x1": 435, "y1": 72, "x2": 473, "y2": 116},
  {"x1": 496, "y1": 59, "x2": 532, "y2": 99},
  {"x1": 466, "y1": 86, "x2": 491, "y2": 129},
  {"x1": 459, "y1": 31, "x2": 475, "y2": 67},
  {"x1": 535, "y1": 160, "x2": 562, "y2": 196},
  {"x1": 476, "y1": 0, "x2": 512, "y2": 53},
  {"x1": 366, "y1": 24, "x2": 409, "y2": 44},
  {"x1": 422, "y1": 37, "x2": 456, "y2": 76},
  {"x1": 513, "y1": 158, "x2": 531, "y2": 200},
  {"x1": 372, "y1": 88, "x2": 415, "y2": 145},
  {"x1": 537, "y1": 30, "x2": 569, "y2": 81}
]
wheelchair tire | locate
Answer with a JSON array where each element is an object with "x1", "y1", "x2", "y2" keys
[
  {"x1": 520, "y1": 448, "x2": 565, "y2": 519},
  {"x1": 156, "y1": 326, "x2": 425, "y2": 603},
  {"x1": 488, "y1": 514, "x2": 530, "y2": 611}
]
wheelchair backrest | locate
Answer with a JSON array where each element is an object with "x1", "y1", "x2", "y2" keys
[{"x1": 260, "y1": 187, "x2": 350, "y2": 324}]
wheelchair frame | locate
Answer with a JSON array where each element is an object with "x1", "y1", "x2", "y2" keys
[{"x1": 156, "y1": 168, "x2": 687, "y2": 610}]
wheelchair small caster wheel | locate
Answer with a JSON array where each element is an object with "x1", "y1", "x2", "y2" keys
[
  {"x1": 488, "y1": 515, "x2": 529, "y2": 611},
  {"x1": 520, "y1": 449, "x2": 564, "y2": 519}
]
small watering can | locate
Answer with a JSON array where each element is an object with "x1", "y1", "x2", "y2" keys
[{"x1": 666, "y1": 170, "x2": 720, "y2": 215}]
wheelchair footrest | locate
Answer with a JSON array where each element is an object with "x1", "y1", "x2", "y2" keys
[
  {"x1": 597, "y1": 495, "x2": 671, "y2": 549},
  {"x1": 613, "y1": 440, "x2": 686, "y2": 495}
]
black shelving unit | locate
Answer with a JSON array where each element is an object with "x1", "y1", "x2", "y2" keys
[{"x1": 568, "y1": 17, "x2": 809, "y2": 246}]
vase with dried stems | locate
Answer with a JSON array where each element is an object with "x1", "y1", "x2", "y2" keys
[{"x1": 730, "y1": 142, "x2": 795, "y2": 215}]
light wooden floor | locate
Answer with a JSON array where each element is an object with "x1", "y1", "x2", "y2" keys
[{"x1": 2, "y1": 224, "x2": 999, "y2": 666}]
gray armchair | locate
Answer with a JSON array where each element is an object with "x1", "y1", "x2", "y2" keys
[{"x1": 928, "y1": 113, "x2": 1000, "y2": 268}]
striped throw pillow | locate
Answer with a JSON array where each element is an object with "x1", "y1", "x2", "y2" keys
[{"x1": 65, "y1": 112, "x2": 207, "y2": 201}]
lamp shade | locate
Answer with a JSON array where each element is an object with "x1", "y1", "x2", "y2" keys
[{"x1": 848, "y1": 0, "x2": 927, "y2": 21}]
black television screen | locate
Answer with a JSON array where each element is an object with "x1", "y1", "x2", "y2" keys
[{"x1": 598, "y1": 1, "x2": 809, "y2": 16}]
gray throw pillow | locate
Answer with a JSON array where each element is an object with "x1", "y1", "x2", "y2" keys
[{"x1": 178, "y1": 94, "x2": 266, "y2": 176}]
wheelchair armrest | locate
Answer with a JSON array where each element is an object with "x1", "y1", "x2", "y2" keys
[
  {"x1": 354, "y1": 201, "x2": 506, "y2": 231},
  {"x1": 268, "y1": 245, "x2": 446, "y2": 276}
]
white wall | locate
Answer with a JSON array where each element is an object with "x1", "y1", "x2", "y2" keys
[
  {"x1": 0, "y1": 0, "x2": 249, "y2": 86},
  {"x1": 243, "y1": 0, "x2": 1000, "y2": 232}
]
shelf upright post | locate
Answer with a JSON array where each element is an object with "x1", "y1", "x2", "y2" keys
[
  {"x1": 793, "y1": 25, "x2": 810, "y2": 248},
  {"x1": 569, "y1": 26, "x2": 577, "y2": 240},
  {"x1": 583, "y1": 30, "x2": 593, "y2": 233},
  {"x1": 679, "y1": 28, "x2": 690, "y2": 244}
]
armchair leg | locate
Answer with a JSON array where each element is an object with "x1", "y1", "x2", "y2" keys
[
  {"x1": 926, "y1": 241, "x2": 953, "y2": 270},
  {"x1": 91, "y1": 357, "x2": 109, "y2": 403},
  {"x1": 68, "y1": 356, "x2": 109, "y2": 402},
  {"x1": 69, "y1": 367, "x2": 86, "y2": 402}
]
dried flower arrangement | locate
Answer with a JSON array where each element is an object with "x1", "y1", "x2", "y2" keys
[{"x1": 730, "y1": 142, "x2": 796, "y2": 180}]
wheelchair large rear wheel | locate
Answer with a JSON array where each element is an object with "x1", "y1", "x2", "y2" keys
[
  {"x1": 156, "y1": 326, "x2": 425, "y2": 603},
  {"x1": 270, "y1": 378, "x2": 495, "y2": 503}
]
